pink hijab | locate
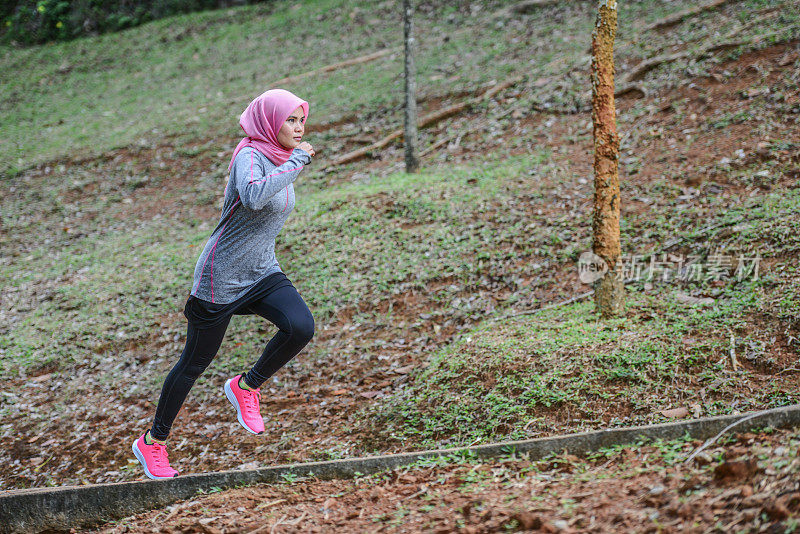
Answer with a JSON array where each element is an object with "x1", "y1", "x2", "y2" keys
[{"x1": 229, "y1": 89, "x2": 309, "y2": 169}]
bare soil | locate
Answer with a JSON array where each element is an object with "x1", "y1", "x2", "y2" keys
[
  {"x1": 89, "y1": 425, "x2": 800, "y2": 533},
  {"x1": 2, "y1": 40, "x2": 799, "y2": 491}
]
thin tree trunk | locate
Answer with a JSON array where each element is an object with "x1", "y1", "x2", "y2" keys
[
  {"x1": 403, "y1": 0, "x2": 419, "y2": 173},
  {"x1": 591, "y1": 0, "x2": 624, "y2": 318}
]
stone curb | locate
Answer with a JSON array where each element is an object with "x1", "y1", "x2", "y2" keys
[{"x1": 2, "y1": 405, "x2": 798, "y2": 533}]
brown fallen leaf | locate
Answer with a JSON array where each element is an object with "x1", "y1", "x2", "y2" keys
[
  {"x1": 660, "y1": 407, "x2": 689, "y2": 419},
  {"x1": 714, "y1": 459, "x2": 759, "y2": 485},
  {"x1": 779, "y1": 492, "x2": 800, "y2": 512},
  {"x1": 194, "y1": 522, "x2": 222, "y2": 534},
  {"x1": 331, "y1": 389, "x2": 349, "y2": 396},
  {"x1": 512, "y1": 511, "x2": 543, "y2": 530},
  {"x1": 255, "y1": 499, "x2": 287, "y2": 510},
  {"x1": 763, "y1": 500, "x2": 790, "y2": 520}
]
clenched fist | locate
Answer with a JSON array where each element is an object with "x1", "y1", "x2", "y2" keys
[{"x1": 298, "y1": 142, "x2": 315, "y2": 157}]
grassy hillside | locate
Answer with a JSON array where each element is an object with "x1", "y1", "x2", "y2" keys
[
  {"x1": 1, "y1": 0, "x2": 799, "y2": 492},
  {"x1": 2, "y1": 0, "x2": 796, "y2": 174}
]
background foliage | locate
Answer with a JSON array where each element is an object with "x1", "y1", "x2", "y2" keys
[{"x1": 1, "y1": 0, "x2": 269, "y2": 45}]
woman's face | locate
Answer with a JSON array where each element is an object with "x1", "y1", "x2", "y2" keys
[{"x1": 276, "y1": 106, "x2": 306, "y2": 149}]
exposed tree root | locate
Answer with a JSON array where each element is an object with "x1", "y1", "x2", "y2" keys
[
  {"x1": 419, "y1": 129, "x2": 470, "y2": 158},
  {"x1": 643, "y1": 0, "x2": 737, "y2": 32},
  {"x1": 419, "y1": 92, "x2": 592, "y2": 160},
  {"x1": 530, "y1": 102, "x2": 590, "y2": 113},
  {"x1": 625, "y1": 49, "x2": 696, "y2": 83},
  {"x1": 326, "y1": 76, "x2": 524, "y2": 168},
  {"x1": 231, "y1": 48, "x2": 398, "y2": 104},
  {"x1": 419, "y1": 119, "x2": 489, "y2": 159},
  {"x1": 311, "y1": 5, "x2": 784, "y2": 166},
  {"x1": 355, "y1": 74, "x2": 638, "y2": 163},
  {"x1": 496, "y1": 0, "x2": 599, "y2": 17},
  {"x1": 624, "y1": 23, "x2": 788, "y2": 83},
  {"x1": 508, "y1": 0, "x2": 566, "y2": 15},
  {"x1": 614, "y1": 83, "x2": 647, "y2": 99},
  {"x1": 271, "y1": 48, "x2": 398, "y2": 86}
]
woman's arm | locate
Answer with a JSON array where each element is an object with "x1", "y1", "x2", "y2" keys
[{"x1": 234, "y1": 148, "x2": 311, "y2": 210}]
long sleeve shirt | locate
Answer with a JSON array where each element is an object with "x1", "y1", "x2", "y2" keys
[{"x1": 189, "y1": 146, "x2": 311, "y2": 304}]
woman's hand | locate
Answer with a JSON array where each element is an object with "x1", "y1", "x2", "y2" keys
[{"x1": 297, "y1": 142, "x2": 315, "y2": 157}]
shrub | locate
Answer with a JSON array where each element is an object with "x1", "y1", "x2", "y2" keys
[{"x1": 1, "y1": 0, "x2": 265, "y2": 46}]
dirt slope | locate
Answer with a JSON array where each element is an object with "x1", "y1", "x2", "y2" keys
[
  {"x1": 91, "y1": 426, "x2": 800, "y2": 533},
  {"x1": 2, "y1": 36, "x2": 799, "y2": 491}
]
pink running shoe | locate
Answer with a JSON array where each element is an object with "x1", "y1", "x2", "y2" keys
[
  {"x1": 132, "y1": 432, "x2": 178, "y2": 480},
  {"x1": 224, "y1": 374, "x2": 265, "y2": 435}
]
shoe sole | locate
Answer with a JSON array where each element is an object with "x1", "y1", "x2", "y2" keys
[
  {"x1": 132, "y1": 439, "x2": 177, "y2": 480},
  {"x1": 224, "y1": 378, "x2": 264, "y2": 435}
]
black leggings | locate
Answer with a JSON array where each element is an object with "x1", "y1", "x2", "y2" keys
[{"x1": 150, "y1": 284, "x2": 314, "y2": 440}]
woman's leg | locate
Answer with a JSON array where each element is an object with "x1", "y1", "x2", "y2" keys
[
  {"x1": 150, "y1": 318, "x2": 231, "y2": 440},
  {"x1": 241, "y1": 284, "x2": 315, "y2": 389}
]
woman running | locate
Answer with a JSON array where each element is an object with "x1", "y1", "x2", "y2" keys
[{"x1": 132, "y1": 89, "x2": 316, "y2": 479}]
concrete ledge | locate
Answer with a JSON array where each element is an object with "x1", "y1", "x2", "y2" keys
[{"x1": 2, "y1": 405, "x2": 799, "y2": 533}]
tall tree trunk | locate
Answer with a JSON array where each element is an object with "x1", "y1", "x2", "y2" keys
[
  {"x1": 591, "y1": 0, "x2": 625, "y2": 317},
  {"x1": 403, "y1": 0, "x2": 419, "y2": 173}
]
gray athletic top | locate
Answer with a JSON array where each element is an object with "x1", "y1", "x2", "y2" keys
[{"x1": 189, "y1": 146, "x2": 312, "y2": 304}]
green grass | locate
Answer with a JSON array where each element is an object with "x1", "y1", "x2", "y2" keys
[
  {"x1": 359, "y1": 184, "x2": 800, "y2": 449},
  {"x1": 0, "y1": 219, "x2": 191, "y2": 373},
  {"x1": 0, "y1": 150, "x2": 559, "y2": 378},
  {"x1": 3, "y1": 146, "x2": 799, "y2": 387},
  {"x1": 3, "y1": 0, "x2": 797, "y2": 174},
  {"x1": 1, "y1": 0, "x2": 800, "y2": 491},
  {"x1": 362, "y1": 282, "x2": 796, "y2": 448},
  {"x1": 0, "y1": 0, "x2": 541, "y2": 173}
]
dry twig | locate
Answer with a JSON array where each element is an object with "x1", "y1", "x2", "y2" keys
[
  {"x1": 499, "y1": 290, "x2": 596, "y2": 320},
  {"x1": 729, "y1": 330, "x2": 739, "y2": 371},
  {"x1": 250, "y1": 510, "x2": 308, "y2": 534},
  {"x1": 683, "y1": 408, "x2": 783, "y2": 463}
]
